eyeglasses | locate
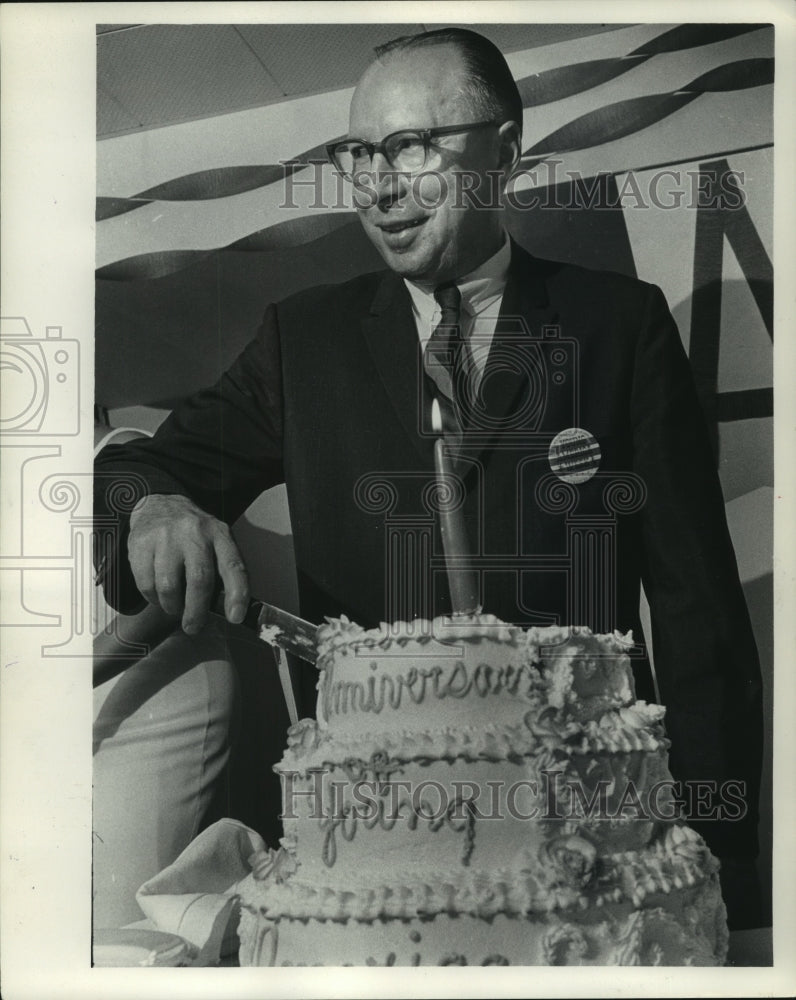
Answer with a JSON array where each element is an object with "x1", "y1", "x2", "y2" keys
[{"x1": 326, "y1": 121, "x2": 500, "y2": 180}]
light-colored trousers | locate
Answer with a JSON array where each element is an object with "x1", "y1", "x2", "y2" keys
[{"x1": 92, "y1": 618, "x2": 249, "y2": 929}]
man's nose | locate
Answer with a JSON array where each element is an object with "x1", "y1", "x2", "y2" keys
[{"x1": 353, "y1": 151, "x2": 405, "y2": 207}]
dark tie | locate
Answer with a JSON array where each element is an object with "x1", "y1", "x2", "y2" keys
[{"x1": 423, "y1": 283, "x2": 471, "y2": 431}]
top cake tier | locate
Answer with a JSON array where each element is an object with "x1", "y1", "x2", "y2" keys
[{"x1": 314, "y1": 615, "x2": 637, "y2": 740}]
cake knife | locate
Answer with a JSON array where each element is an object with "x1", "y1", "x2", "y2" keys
[
  {"x1": 211, "y1": 593, "x2": 319, "y2": 667},
  {"x1": 211, "y1": 594, "x2": 319, "y2": 726}
]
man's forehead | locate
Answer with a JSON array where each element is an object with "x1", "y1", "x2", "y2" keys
[{"x1": 349, "y1": 46, "x2": 471, "y2": 134}]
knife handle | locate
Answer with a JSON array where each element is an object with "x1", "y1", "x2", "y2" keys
[{"x1": 211, "y1": 590, "x2": 263, "y2": 632}]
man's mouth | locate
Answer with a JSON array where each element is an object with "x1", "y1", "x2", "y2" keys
[{"x1": 377, "y1": 217, "x2": 427, "y2": 234}]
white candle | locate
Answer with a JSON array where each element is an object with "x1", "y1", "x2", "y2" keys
[{"x1": 431, "y1": 399, "x2": 480, "y2": 615}]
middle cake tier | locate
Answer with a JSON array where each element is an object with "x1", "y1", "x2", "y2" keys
[{"x1": 278, "y1": 712, "x2": 677, "y2": 883}]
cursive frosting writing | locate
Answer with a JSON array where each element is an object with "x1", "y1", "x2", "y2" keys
[
  {"x1": 321, "y1": 657, "x2": 539, "y2": 719},
  {"x1": 319, "y1": 789, "x2": 477, "y2": 868}
]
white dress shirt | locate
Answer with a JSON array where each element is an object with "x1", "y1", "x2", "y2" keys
[{"x1": 404, "y1": 234, "x2": 511, "y2": 393}]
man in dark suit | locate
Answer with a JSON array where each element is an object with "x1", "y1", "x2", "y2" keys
[{"x1": 95, "y1": 28, "x2": 763, "y2": 926}]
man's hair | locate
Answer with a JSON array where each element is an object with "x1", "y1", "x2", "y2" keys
[{"x1": 374, "y1": 28, "x2": 523, "y2": 133}]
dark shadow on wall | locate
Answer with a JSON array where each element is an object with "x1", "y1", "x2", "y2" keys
[
  {"x1": 95, "y1": 221, "x2": 385, "y2": 409},
  {"x1": 671, "y1": 279, "x2": 773, "y2": 481},
  {"x1": 506, "y1": 173, "x2": 638, "y2": 276}
]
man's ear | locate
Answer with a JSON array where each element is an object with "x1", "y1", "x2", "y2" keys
[{"x1": 497, "y1": 120, "x2": 522, "y2": 178}]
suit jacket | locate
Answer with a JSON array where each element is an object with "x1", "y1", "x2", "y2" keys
[{"x1": 95, "y1": 241, "x2": 763, "y2": 859}]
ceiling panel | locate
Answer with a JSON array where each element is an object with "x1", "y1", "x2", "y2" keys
[
  {"x1": 97, "y1": 24, "x2": 284, "y2": 133},
  {"x1": 96, "y1": 22, "x2": 636, "y2": 139},
  {"x1": 235, "y1": 23, "x2": 424, "y2": 96},
  {"x1": 96, "y1": 83, "x2": 142, "y2": 136}
]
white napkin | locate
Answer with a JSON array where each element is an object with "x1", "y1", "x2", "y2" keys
[{"x1": 136, "y1": 818, "x2": 265, "y2": 966}]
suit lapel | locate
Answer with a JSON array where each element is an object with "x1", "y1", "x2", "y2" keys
[
  {"x1": 360, "y1": 271, "x2": 431, "y2": 460},
  {"x1": 458, "y1": 240, "x2": 560, "y2": 468}
]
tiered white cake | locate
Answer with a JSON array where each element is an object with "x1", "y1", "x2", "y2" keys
[{"x1": 238, "y1": 615, "x2": 728, "y2": 966}]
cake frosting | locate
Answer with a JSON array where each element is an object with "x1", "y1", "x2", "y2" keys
[{"x1": 238, "y1": 615, "x2": 728, "y2": 966}]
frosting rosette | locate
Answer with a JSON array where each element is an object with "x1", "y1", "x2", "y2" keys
[
  {"x1": 662, "y1": 824, "x2": 716, "y2": 873},
  {"x1": 249, "y1": 847, "x2": 297, "y2": 884},
  {"x1": 538, "y1": 834, "x2": 598, "y2": 889},
  {"x1": 542, "y1": 921, "x2": 590, "y2": 965},
  {"x1": 285, "y1": 717, "x2": 320, "y2": 756}
]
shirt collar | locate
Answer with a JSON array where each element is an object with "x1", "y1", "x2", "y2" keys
[
  {"x1": 404, "y1": 233, "x2": 511, "y2": 326},
  {"x1": 457, "y1": 232, "x2": 512, "y2": 316}
]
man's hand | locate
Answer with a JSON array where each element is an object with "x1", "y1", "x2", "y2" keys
[{"x1": 127, "y1": 494, "x2": 249, "y2": 634}]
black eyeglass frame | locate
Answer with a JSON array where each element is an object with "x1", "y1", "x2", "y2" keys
[{"x1": 326, "y1": 120, "x2": 501, "y2": 177}]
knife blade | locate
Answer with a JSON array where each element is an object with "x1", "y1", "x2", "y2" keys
[{"x1": 212, "y1": 593, "x2": 319, "y2": 667}]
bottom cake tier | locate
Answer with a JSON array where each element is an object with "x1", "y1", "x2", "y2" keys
[{"x1": 238, "y1": 874, "x2": 727, "y2": 966}]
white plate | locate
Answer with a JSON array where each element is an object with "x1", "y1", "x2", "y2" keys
[{"x1": 92, "y1": 928, "x2": 192, "y2": 967}]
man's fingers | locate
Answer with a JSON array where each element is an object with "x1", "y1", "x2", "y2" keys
[
  {"x1": 128, "y1": 537, "x2": 159, "y2": 608},
  {"x1": 126, "y1": 495, "x2": 244, "y2": 631},
  {"x1": 152, "y1": 545, "x2": 187, "y2": 618},
  {"x1": 182, "y1": 546, "x2": 217, "y2": 635},
  {"x1": 213, "y1": 529, "x2": 249, "y2": 624}
]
